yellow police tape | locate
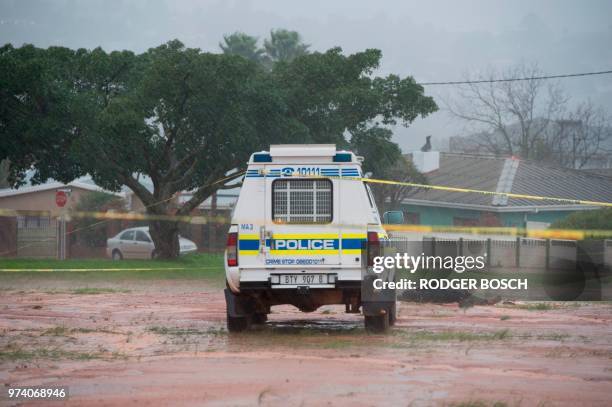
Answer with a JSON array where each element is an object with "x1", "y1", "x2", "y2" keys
[
  {"x1": 0, "y1": 173, "x2": 611, "y2": 241},
  {"x1": 382, "y1": 224, "x2": 611, "y2": 240},
  {"x1": 359, "y1": 177, "x2": 612, "y2": 208}
]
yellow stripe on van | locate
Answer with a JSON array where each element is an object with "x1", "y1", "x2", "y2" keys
[
  {"x1": 272, "y1": 234, "x2": 339, "y2": 239},
  {"x1": 341, "y1": 233, "x2": 367, "y2": 239},
  {"x1": 342, "y1": 249, "x2": 362, "y2": 255},
  {"x1": 239, "y1": 250, "x2": 260, "y2": 256},
  {"x1": 239, "y1": 234, "x2": 260, "y2": 240}
]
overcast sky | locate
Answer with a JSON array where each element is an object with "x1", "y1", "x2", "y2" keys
[{"x1": 2, "y1": 0, "x2": 611, "y2": 152}]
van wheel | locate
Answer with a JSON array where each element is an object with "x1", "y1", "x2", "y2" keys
[
  {"x1": 364, "y1": 314, "x2": 389, "y2": 333},
  {"x1": 112, "y1": 250, "x2": 123, "y2": 261},
  {"x1": 227, "y1": 313, "x2": 249, "y2": 332},
  {"x1": 388, "y1": 303, "x2": 397, "y2": 326},
  {"x1": 251, "y1": 313, "x2": 268, "y2": 325}
]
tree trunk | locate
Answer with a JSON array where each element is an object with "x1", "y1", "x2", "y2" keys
[
  {"x1": 148, "y1": 219, "x2": 180, "y2": 259},
  {"x1": 209, "y1": 192, "x2": 217, "y2": 251},
  {"x1": 0, "y1": 159, "x2": 10, "y2": 188}
]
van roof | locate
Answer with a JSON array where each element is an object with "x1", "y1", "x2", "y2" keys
[
  {"x1": 270, "y1": 144, "x2": 336, "y2": 157},
  {"x1": 249, "y1": 145, "x2": 361, "y2": 164}
]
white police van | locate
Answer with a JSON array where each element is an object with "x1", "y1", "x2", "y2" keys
[{"x1": 224, "y1": 144, "x2": 394, "y2": 332}]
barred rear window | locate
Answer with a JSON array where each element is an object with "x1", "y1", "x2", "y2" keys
[{"x1": 272, "y1": 179, "x2": 332, "y2": 224}]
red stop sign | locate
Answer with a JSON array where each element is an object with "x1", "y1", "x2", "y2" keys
[{"x1": 55, "y1": 190, "x2": 67, "y2": 207}]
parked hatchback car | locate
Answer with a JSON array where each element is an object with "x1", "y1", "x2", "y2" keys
[{"x1": 106, "y1": 227, "x2": 198, "y2": 260}]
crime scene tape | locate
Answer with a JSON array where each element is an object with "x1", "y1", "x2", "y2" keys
[
  {"x1": 381, "y1": 224, "x2": 612, "y2": 240},
  {"x1": 0, "y1": 170, "x2": 246, "y2": 257},
  {"x1": 358, "y1": 177, "x2": 612, "y2": 208},
  {"x1": 0, "y1": 169, "x2": 611, "y2": 257}
]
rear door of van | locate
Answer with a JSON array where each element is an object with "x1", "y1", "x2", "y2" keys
[{"x1": 264, "y1": 166, "x2": 341, "y2": 267}]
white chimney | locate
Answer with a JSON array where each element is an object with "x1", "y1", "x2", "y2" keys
[{"x1": 412, "y1": 151, "x2": 440, "y2": 173}]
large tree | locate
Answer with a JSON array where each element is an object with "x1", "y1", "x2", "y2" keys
[
  {"x1": 447, "y1": 63, "x2": 611, "y2": 167},
  {"x1": 263, "y1": 29, "x2": 310, "y2": 64},
  {"x1": 1, "y1": 40, "x2": 437, "y2": 258},
  {"x1": 0, "y1": 44, "x2": 82, "y2": 186},
  {"x1": 219, "y1": 32, "x2": 266, "y2": 63}
]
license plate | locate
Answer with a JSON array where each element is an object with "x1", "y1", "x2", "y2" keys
[{"x1": 276, "y1": 274, "x2": 328, "y2": 285}]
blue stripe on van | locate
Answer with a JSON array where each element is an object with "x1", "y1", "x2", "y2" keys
[
  {"x1": 239, "y1": 240, "x2": 260, "y2": 250},
  {"x1": 241, "y1": 238, "x2": 366, "y2": 251},
  {"x1": 341, "y1": 238, "x2": 366, "y2": 250}
]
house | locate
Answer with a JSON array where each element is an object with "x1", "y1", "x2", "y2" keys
[
  {"x1": 0, "y1": 180, "x2": 125, "y2": 258},
  {"x1": 401, "y1": 151, "x2": 612, "y2": 229},
  {"x1": 0, "y1": 180, "x2": 123, "y2": 222}
]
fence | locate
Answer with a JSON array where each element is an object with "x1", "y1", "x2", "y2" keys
[
  {"x1": 0, "y1": 215, "x2": 229, "y2": 259},
  {"x1": 388, "y1": 233, "x2": 611, "y2": 274}
]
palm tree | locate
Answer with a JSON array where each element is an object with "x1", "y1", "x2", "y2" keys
[
  {"x1": 219, "y1": 32, "x2": 265, "y2": 63},
  {"x1": 263, "y1": 29, "x2": 310, "y2": 64}
]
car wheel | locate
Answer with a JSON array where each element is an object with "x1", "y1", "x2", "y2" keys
[
  {"x1": 151, "y1": 249, "x2": 159, "y2": 259},
  {"x1": 364, "y1": 314, "x2": 389, "y2": 333},
  {"x1": 227, "y1": 312, "x2": 249, "y2": 332},
  {"x1": 112, "y1": 250, "x2": 123, "y2": 261},
  {"x1": 251, "y1": 313, "x2": 268, "y2": 325},
  {"x1": 388, "y1": 302, "x2": 397, "y2": 326}
]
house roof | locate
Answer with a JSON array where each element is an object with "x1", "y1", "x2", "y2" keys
[
  {"x1": 403, "y1": 153, "x2": 612, "y2": 211},
  {"x1": 0, "y1": 180, "x2": 123, "y2": 199}
]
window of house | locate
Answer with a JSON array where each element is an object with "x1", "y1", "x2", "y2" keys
[
  {"x1": 272, "y1": 179, "x2": 332, "y2": 224},
  {"x1": 403, "y1": 211, "x2": 421, "y2": 225},
  {"x1": 453, "y1": 217, "x2": 479, "y2": 227},
  {"x1": 16, "y1": 215, "x2": 51, "y2": 229}
]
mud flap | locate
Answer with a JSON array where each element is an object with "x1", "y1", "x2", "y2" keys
[
  {"x1": 224, "y1": 289, "x2": 255, "y2": 318},
  {"x1": 361, "y1": 273, "x2": 396, "y2": 317}
]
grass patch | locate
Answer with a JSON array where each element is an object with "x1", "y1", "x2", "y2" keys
[
  {"x1": 41, "y1": 326, "x2": 70, "y2": 336},
  {"x1": 0, "y1": 345, "x2": 126, "y2": 361},
  {"x1": 501, "y1": 302, "x2": 554, "y2": 311},
  {"x1": 323, "y1": 339, "x2": 355, "y2": 349},
  {"x1": 148, "y1": 326, "x2": 226, "y2": 336},
  {"x1": 396, "y1": 329, "x2": 511, "y2": 342},
  {"x1": 537, "y1": 332, "x2": 570, "y2": 341},
  {"x1": 41, "y1": 326, "x2": 123, "y2": 336},
  {"x1": 71, "y1": 287, "x2": 130, "y2": 295},
  {"x1": 0, "y1": 253, "x2": 224, "y2": 284},
  {"x1": 500, "y1": 315, "x2": 511, "y2": 321}
]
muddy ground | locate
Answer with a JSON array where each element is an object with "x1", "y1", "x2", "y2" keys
[{"x1": 1, "y1": 278, "x2": 611, "y2": 406}]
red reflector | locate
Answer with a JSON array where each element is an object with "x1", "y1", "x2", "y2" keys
[
  {"x1": 226, "y1": 232, "x2": 238, "y2": 267},
  {"x1": 367, "y1": 231, "x2": 380, "y2": 267}
]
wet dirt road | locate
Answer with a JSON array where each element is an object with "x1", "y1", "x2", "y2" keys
[{"x1": 1, "y1": 279, "x2": 611, "y2": 406}]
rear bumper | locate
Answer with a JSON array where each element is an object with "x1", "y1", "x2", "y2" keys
[{"x1": 239, "y1": 279, "x2": 361, "y2": 291}]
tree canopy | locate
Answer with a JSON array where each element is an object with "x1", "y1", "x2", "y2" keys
[
  {"x1": 1, "y1": 38, "x2": 437, "y2": 258},
  {"x1": 219, "y1": 32, "x2": 266, "y2": 63},
  {"x1": 551, "y1": 208, "x2": 612, "y2": 231}
]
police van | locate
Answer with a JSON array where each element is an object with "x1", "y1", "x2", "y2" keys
[{"x1": 224, "y1": 144, "x2": 394, "y2": 332}]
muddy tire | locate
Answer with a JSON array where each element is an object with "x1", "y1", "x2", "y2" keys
[
  {"x1": 251, "y1": 313, "x2": 268, "y2": 325},
  {"x1": 112, "y1": 250, "x2": 123, "y2": 261},
  {"x1": 388, "y1": 302, "x2": 397, "y2": 326},
  {"x1": 227, "y1": 313, "x2": 249, "y2": 332},
  {"x1": 364, "y1": 314, "x2": 389, "y2": 333}
]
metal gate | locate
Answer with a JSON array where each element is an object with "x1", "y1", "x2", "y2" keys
[{"x1": 16, "y1": 215, "x2": 58, "y2": 258}]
